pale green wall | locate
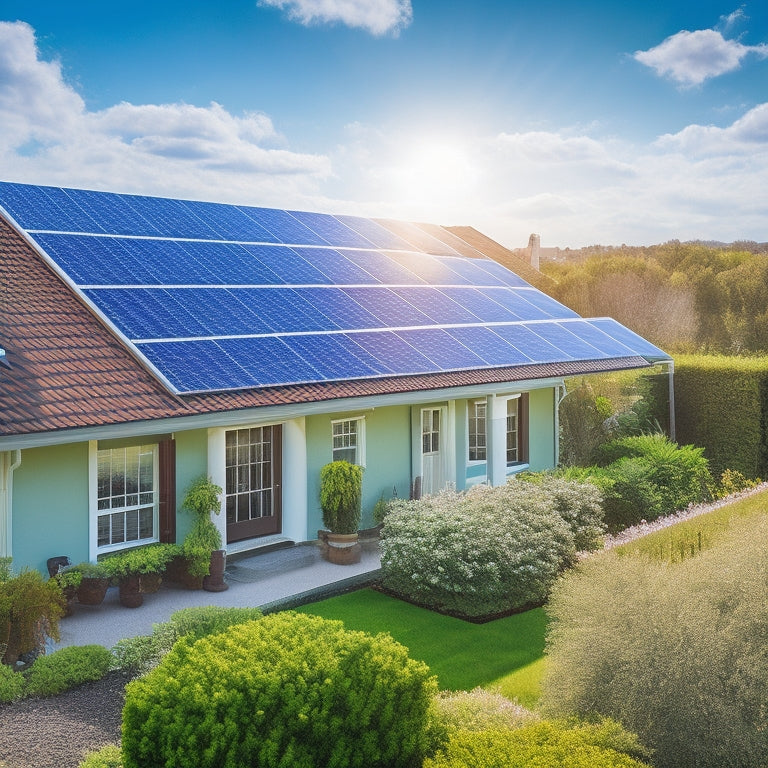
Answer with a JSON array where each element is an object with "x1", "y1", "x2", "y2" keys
[
  {"x1": 528, "y1": 387, "x2": 556, "y2": 470},
  {"x1": 305, "y1": 405, "x2": 412, "y2": 533},
  {"x1": 174, "y1": 429, "x2": 209, "y2": 542},
  {"x1": 12, "y1": 442, "x2": 89, "y2": 574}
]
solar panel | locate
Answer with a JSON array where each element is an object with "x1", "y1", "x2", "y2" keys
[{"x1": 0, "y1": 181, "x2": 671, "y2": 395}]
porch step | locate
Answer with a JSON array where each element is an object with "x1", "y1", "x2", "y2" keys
[{"x1": 226, "y1": 535, "x2": 295, "y2": 562}]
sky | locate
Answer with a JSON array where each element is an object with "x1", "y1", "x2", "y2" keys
[{"x1": 0, "y1": 1, "x2": 766, "y2": 248}]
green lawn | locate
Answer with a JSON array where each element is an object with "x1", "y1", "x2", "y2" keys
[{"x1": 296, "y1": 589, "x2": 547, "y2": 706}]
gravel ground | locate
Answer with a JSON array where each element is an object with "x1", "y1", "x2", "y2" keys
[
  {"x1": 0, "y1": 670, "x2": 129, "y2": 768},
  {"x1": 2, "y1": 482, "x2": 765, "y2": 768}
]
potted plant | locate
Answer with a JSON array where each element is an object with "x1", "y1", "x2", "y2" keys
[
  {"x1": 52, "y1": 568, "x2": 82, "y2": 616},
  {"x1": 102, "y1": 543, "x2": 176, "y2": 608},
  {"x1": 71, "y1": 561, "x2": 110, "y2": 606},
  {"x1": 167, "y1": 477, "x2": 228, "y2": 592},
  {"x1": 319, "y1": 460, "x2": 363, "y2": 565}
]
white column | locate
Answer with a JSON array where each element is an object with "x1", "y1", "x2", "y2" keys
[
  {"x1": 486, "y1": 394, "x2": 508, "y2": 487},
  {"x1": 207, "y1": 428, "x2": 227, "y2": 545},
  {"x1": 0, "y1": 451, "x2": 21, "y2": 559},
  {"x1": 282, "y1": 417, "x2": 307, "y2": 542}
]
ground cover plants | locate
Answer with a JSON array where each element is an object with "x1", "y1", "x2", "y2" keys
[{"x1": 379, "y1": 475, "x2": 604, "y2": 618}]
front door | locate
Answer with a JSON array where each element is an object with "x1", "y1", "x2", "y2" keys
[
  {"x1": 421, "y1": 408, "x2": 444, "y2": 495},
  {"x1": 225, "y1": 425, "x2": 282, "y2": 543}
]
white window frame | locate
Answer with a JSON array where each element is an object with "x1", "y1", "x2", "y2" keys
[
  {"x1": 467, "y1": 399, "x2": 487, "y2": 463},
  {"x1": 331, "y1": 416, "x2": 366, "y2": 466},
  {"x1": 506, "y1": 395, "x2": 521, "y2": 466},
  {"x1": 89, "y1": 441, "x2": 159, "y2": 556}
]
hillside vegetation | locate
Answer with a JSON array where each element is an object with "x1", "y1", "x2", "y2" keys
[{"x1": 542, "y1": 242, "x2": 768, "y2": 354}]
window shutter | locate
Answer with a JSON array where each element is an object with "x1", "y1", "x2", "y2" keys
[{"x1": 158, "y1": 438, "x2": 176, "y2": 543}]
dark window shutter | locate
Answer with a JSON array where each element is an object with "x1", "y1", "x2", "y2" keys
[
  {"x1": 158, "y1": 438, "x2": 176, "y2": 543},
  {"x1": 520, "y1": 393, "x2": 530, "y2": 462}
]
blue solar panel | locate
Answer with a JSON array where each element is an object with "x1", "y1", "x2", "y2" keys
[
  {"x1": 472, "y1": 260, "x2": 532, "y2": 288},
  {"x1": 589, "y1": 319, "x2": 669, "y2": 359},
  {"x1": 477, "y1": 288, "x2": 550, "y2": 320},
  {"x1": 179, "y1": 199, "x2": 279, "y2": 242},
  {"x1": 240, "y1": 244, "x2": 329, "y2": 284},
  {"x1": 281, "y1": 334, "x2": 381, "y2": 380},
  {"x1": 334, "y1": 215, "x2": 415, "y2": 250},
  {"x1": 385, "y1": 251, "x2": 471, "y2": 285},
  {"x1": 240, "y1": 288, "x2": 338, "y2": 333},
  {"x1": 237, "y1": 207, "x2": 329, "y2": 246},
  {"x1": 515, "y1": 289, "x2": 580, "y2": 318},
  {"x1": 557, "y1": 321, "x2": 636, "y2": 358},
  {"x1": 116, "y1": 195, "x2": 223, "y2": 240},
  {"x1": 348, "y1": 331, "x2": 442, "y2": 375},
  {"x1": 290, "y1": 247, "x2": 382, "y2": 285},
  {"x1": 440, "y1": 287, "x2": 521, "y2": 322},
  {"x1": 162, "y1": 289, "x2": 272, "y2": 336},
  {"x1": 217, "y1": 337, "x2": 321, "y2": 387},
  {"x1": 343, "y1": 288, "x2": 434, "y2": 327},
  {"x1": 137, "y1": 340, "x2": 253, "y2": 392},
  {"x1": 299, "y1": 288, "x2": 382, "y2": 329},
  {"x1": 176, "y1": 241, "x2": 285, "y2": 285},
  {"x1": 490, "y1": 324, "x2": 573, "y2": 363},
  {"x1": 374, "y1": 219, "x2": 461, "y2": 256},
  {"x1": 433, "y1": 256, "x2": 509, "y2": 286},
  {"x1": 446, "y1": 326, "x2": 534, "y2": 366},
  {"x1": 287, "y1": 211, "x2": 377, "y2": 249},
  {"x1": 393, "y1": 288, "x2": 481, "y2": 324},
  {"x1": 529, "y1": 322, "x2": 607, "y2": 359},
  {"x1": 342, "y1": 249, "x2": 427, "y2": 284},
  {"x1": 396, "y1": 328, "x2": 487, "y2": 369}
]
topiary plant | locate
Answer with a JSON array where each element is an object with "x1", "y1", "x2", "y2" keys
[
  {"x1": 320, "y1": 460, "x2": 363, "y2": 534},
  {"x1": 122, "y1": 611, "x2": 438, "y2": 768},
  {"x1": 179, "y1": 477, "x2": 223, "y2": 578}
]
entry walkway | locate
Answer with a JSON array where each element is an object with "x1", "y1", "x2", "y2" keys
[{"x1": 54, "y1": 539, "x2": 381, "y2": 651}]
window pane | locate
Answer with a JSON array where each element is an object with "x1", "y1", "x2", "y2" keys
[
  {"x1": 139, "y1": 507, "x2": 153, "y2": 539},
  {"x1": 225, "y1": 495, "x2": 236, "y2": 525},
  {"x1": 125, "y1": 509, "x2": 139, "y2": 542},
  {"x1": 97, "y1": 516, "x2": 110, "y2": 547}
]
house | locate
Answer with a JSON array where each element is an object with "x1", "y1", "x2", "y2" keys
[{"x1": 0, "y1": 182, "x2": 672, "y2": 574}]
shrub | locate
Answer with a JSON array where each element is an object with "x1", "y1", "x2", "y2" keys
[
  {"x1": 542, "y1": 514, "x2": 768, "y2": 768},
  {"x1": 25, "y1": 644, "x2": 113, "y2": 697},
  {"x1": 0, "y1": 662, "x2": 26, "y2": 702},
  {"x1": 0, "y1": 566, "x2": 64, "y2": 665},
  {"x1": 122, "y1": 612, "x2": 437, "y2": 768},
  {"x1": 380, "y1": 482, "x2": 578, "y2": 617},
  {"x1": 716, "y1": 468, "x2": 760, "y2": 497},
  {"x1": 320, "y1": 460, "x2": 363, "y2": 533},
  {"x1": 112, "y1": 605, "x2": 263, "y2": 674},
  {"x1": 101, "y1": 543, "x2": 176, "y2": 579},
  {"x1": 77, "y1": 745, "x2": 123, "y2": 768},
  {"x1": 423, "y1": 720, "x2": 652, "y2": 768},
  {"x1": 179, "y1": 477, "x2": 223, "y2": 578},
  {"x1": 435, "y1": 688, "x2": 540, "y2": 733}
]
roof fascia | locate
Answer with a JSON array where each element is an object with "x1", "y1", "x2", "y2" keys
[{"x1": 0, "y1": 375, "x2": 567, "y2": 450}]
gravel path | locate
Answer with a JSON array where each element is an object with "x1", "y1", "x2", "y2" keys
[
  {"x1": 0, "y1": 671, "x2": 129, "y2": 768},
  {"x1": 2, "y1": 482, "x2": 765, "y2": 768}
]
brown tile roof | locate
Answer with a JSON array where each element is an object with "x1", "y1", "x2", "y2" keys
[{"x1": 0, "y1": 215, "x2": 649, "y2": 440}]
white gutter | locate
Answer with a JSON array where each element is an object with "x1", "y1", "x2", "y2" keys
[{"x1": 0, "y1": 450, "x2": 21, "y2": 559}]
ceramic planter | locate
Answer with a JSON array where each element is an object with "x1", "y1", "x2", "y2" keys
[
  {"x1": 323, "y1": 532, "x2": 362, "y2": 565},
  {"x1": 118, "y1": 574, "x2": 143, "y2": 608}
]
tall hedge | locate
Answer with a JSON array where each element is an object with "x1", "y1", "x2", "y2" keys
[{"x1": 648, "y1": 355, "x2": 768, "y2": 479}]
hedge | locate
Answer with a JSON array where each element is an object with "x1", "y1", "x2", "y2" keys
[{"x1": 647, "y1": 354, "x2": 768, "y2": 479}]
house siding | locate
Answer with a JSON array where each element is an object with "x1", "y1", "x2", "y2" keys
[{"x1": 12, "y1": 442, "x2": 90, "y2": 574}]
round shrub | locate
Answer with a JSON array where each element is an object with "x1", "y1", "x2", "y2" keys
[
  {"x1": 423, "y1": 720, "x2": 652, "y2": 768},
  {"x1": 435, "y1": 688, "x2": 540, "y2": 733},
  {"x1": 25, "y1": 644, "x2": 113, "y2": 697},
  {"x1": 0, "y1": 662, "x2": 26, "y2": 702},
  {"x1": 380, "y1": 483, "x2": 577, "y2": 617},
  {"x1": 122, "y1": 611, "x2": 438, "y2": 768},
  {"x1": 77, "y1": 745, "x2": 123, "y2": 768}
]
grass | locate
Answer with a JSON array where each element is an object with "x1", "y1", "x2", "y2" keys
[
  {"x1": 614, "y1": 486, "x2": 768, "y2": 561},
  {"x1": 296, "y1": 588, "x2": 547, "y2": 703}
]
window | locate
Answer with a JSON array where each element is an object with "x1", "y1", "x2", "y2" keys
[
  {"x1": 225, "y1": 427, "x2": 274, "y2": 525},
  {"x1": 96, "y1": 444, "x2": 157, "y2": 550},
  {"x1": 422, "y1": 409, "x2": 440, "y2": 455},
  {"x1": 506, "y1": 398, "x2": 520, "y2": 464},
  {"x1": 468, "y1": 400, "x2": 487, "y2": 461},
  {"x1": 332, "y1": 417, "x2": 365, "y2": 465}
]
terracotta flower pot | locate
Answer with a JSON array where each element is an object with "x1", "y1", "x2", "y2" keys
[
  {"x1": 76, "y1": 576, "x2": 109, "y2": 606},
  {"x1": 139, "y1": 572, "x2": 163, "y2": 594},
  {"x1": 323, "y1": 532, "x2": 362, "y2": 565},
  {"x1": 203, "y1": 549, "x2": 228, "y2": 592},
  {"x1": 165, "y1": 555, "x2": 204, "y2": 590},
  {"x1": 118, "y1": 574, "x2": 144, "y2": 608}
]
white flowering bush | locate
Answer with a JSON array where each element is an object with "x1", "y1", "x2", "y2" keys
[{"x1": 380, "y1": 478, "x2": 602, "y2": 618}]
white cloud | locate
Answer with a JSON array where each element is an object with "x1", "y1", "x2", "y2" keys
[
  {"x1": 0, "y1": 20, "x2": 330, "y2": 205},
  {"x1": 258, "y1": 0, "x2": 412, "y2": 36},
  {"x1": 634, "y1": 28, "x2": 768, "y2": 86}
]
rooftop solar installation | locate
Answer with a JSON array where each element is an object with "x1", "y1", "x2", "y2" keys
[{"x1": 0, "y1": 181, "x2": 671, "y2": 395}]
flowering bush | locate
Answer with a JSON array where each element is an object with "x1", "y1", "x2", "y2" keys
[{"x1": 380, "y1": 478, "x2": 602, "y2": 618}]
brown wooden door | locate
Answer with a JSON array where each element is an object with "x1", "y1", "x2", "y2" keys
[{"x1": 225, "y1": 425, "x2": 282, "y2": 543}]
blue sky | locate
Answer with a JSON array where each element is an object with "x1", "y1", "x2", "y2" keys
[{"x1": 1, "y1": 1, "x2": 766, "y2": 246}]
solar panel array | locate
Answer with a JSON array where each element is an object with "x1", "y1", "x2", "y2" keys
[{"x1": 0, "y1": 182, "x2": 670, "y2": 394}]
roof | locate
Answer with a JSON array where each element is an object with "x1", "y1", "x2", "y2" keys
[{"x1": 0, "y1": 182, "x2": 669, "y2": 439}]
